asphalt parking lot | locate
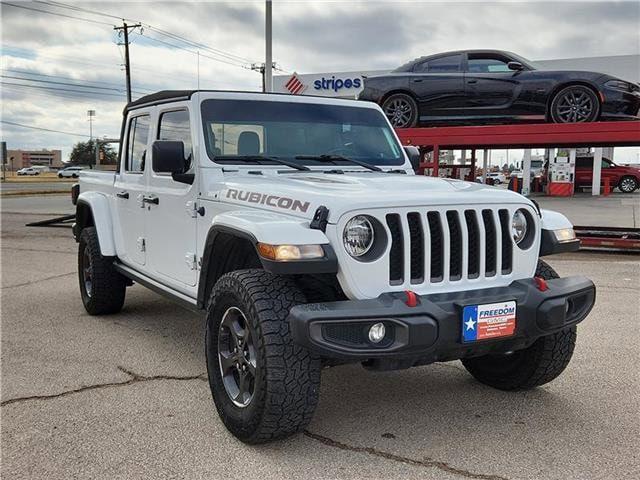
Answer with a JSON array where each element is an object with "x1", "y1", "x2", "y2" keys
[{"x1": 2, "y1": 195, "x2": 639, "y2": 480}]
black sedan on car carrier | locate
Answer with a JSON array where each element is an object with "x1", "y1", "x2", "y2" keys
[{"x1": 359, "y1": 49, "x2": 640, "y2": 128}]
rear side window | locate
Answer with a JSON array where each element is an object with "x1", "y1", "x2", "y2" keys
[
  {"x1": 126, "y1": 115, "x2": 150, "y2": 172},
  {"x1": 467, "y1": 54, "x2": 511, "y2": 73},
  {"x1": 414, "y1": 54, "x2": 462, "y2": 73},
  {"x1": 157, "y1": 110, "x2": 193, "y2": 171}
]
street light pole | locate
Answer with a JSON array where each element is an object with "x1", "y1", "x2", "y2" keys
[
  {"x1": 265, "y1": 0, "x2": 273, "y2": 92},
  {"x1": 87, "y1": 110, "x2": 95, "y2": 141}
]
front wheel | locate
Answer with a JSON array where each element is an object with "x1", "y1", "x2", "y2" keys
[
  {"x1": 618, "y1": 176, "x2": 638, "y2": 193},
  {"x1": 462, "y1": 260, "x2": 576, "y2": 391},
  {"x1": 381, "y1": 93, "x2": 418, "y2": 128},
  {"x1": 549, "y1": 85, "x2": 600, "y2": 123},
  {"x1": 205, "y1": 270, "x2": 321, "y2": 443}
]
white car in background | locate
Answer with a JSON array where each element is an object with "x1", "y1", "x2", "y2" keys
[
  {"x1": 477, "y1": 172, "x2": 507, "y2": 184},
  {"x1": 16, "y1": 167, "x2": 40, "y2": 176},
  {"x1": 58, "y1": 166, "x2": 85, "y2": 178}
]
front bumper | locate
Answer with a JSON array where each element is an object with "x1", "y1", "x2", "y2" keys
[
  {"x1": 601, "y1": 87, "x2": 640, "y2": 119},
  {"x1": 288, "y1": 276, "x2": 595, "y2": 364}
]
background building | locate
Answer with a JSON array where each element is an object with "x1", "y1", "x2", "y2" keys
[{"x1": 5, "y1": 149, "x2": 63, "y2": 171}]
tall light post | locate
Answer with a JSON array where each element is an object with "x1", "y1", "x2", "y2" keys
[
  {"x1": 265, "y1": 0, "x2": 273, "y2": 92},
  {"x1": 87, "y1": 110, "x2": 96, "y2": 141}
]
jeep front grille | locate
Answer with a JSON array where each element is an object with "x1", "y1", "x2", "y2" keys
[{"x1": 385, "y1": 208, "x2": 514, "y2": 285}]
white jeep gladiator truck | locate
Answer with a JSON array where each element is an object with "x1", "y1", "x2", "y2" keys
[{"x1": 73, "y1": 90, "x2": 595, "y2": 443}]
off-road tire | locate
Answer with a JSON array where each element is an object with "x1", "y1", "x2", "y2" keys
[
  {"x1": 461, "y1": 260, "x2": 576, "y2": 391},
  {"x1": 205, "y1": 269, "x2": 321, "y2": 443},
  {"x1": 78, "y1": 227, "x2": 126, "y2": 315},
  {"x1": 618, "y1": 176, "x2": 638, "y2": 193}
]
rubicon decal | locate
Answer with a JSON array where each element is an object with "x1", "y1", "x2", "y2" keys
[{"x1": 226, "y1": 189, "x2": 310, "y2": 213}]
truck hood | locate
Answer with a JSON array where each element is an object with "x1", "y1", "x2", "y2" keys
[{"x1": 208, "y1": 171, "x2": 532, "y2": 223}]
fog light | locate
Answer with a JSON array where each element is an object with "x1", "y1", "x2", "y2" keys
[{"x1": 368, "y1": 323, "x2": 386, "y2": 343}]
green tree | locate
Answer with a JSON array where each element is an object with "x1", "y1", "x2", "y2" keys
[{"x1": 69, "y1": 140, "x2": 117, "y2": 166}]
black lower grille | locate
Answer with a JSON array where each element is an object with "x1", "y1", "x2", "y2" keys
[{"x1": 386, "y1": 214, "x2": 403, "y2": 284}]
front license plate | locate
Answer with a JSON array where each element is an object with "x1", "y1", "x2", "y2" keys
[{"x1": 462, "y1": 301, "x2": 516, "y2": 343}]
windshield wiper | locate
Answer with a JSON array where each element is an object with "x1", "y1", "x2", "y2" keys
[
  {"x1": 295, "y1": 154, "x2": 382, "y2": 172},
  {"x1": 215, "y1": 155, "x2": 310, "y2": 171}
]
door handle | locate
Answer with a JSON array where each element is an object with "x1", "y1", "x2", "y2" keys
[
  {"x1": 116, "y1": 191, "x2": 129, "y2": 199},
  {"x1": 143, "y1": 195, "x2": 159, "y2": 205},
  {"x1": 467, "y1": 79, "x2": 478, "y2": 84},
  {"x1": 411, "y1": 78, "x2": 423, "y2": 83}
]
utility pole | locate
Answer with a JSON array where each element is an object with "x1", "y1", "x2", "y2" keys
[
  {"x1": 252, "y1": 62, "x2": 277, "y2": 93},
  {"x1": 265, "y1": 0, "x2": 273, "y2": 92},
  {"x1": 114, "y1": 22, "x2": 141, "y2": 103}
]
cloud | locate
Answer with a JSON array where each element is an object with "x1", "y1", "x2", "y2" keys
[{"x1": 1, "y1": 1, "x2": 639, "y2": 162}]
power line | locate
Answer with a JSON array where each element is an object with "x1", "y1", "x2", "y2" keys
[
  {"x1": 1, "y1": 120, "x2": 91, "y2": 138},
  {"x1": 1, "y1": 82, "x2": 124, "y2": 98},
  {"x1": 0, "y1": 68, "x2": 153, "y2": 95},
  {"x1": 137, "y1": 32, "x2": 251, "y2": 70},
  {"x1": 1, "y1": 74, "x2": 135, "y2": 94},
  {"x1": 33, "y1": 0, "x2": 258, "y2": 68},
  {"x1": 2, "y1": 2, "x2": 114, "y2": 26}
]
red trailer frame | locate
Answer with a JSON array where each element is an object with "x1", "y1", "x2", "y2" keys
[{"x1": 396, "y1": 121, "x2": 640, "y2": 176}]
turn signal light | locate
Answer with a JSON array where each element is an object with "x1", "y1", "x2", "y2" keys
[{"x1": 257, "y1": 243, "x2": 324, "y2": 261}]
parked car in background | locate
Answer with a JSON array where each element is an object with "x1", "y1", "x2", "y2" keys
[
  {"x1": 359, "y1": 49, "x2": 640, "y2": 128},
  {"x1": 16, "y1": 167, "x2": 40, "y2": 176},
  {"x1": 476, "y1": 172, "x2": 506, "y2": 184},
  {"x1": 574, "y1": 156, "x2": 640, "y2": 193},
  {"x1": 58, "y1": 166, "x2": 85, "y2": 178}
]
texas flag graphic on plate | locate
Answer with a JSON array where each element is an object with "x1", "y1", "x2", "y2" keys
[{"x1": 462, "y1": 301, "x2": 516, "y2": 343}]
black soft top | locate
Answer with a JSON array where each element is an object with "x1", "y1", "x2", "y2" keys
[{"x1": 125, "y1": 90, "x2": 196, "y2": 111}]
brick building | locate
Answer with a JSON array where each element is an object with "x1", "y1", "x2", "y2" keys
[{"x1": 5, "y1": 149, "x2": 63, "y2": 171}]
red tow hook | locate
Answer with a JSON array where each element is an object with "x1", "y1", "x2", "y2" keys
[
  {"x1": 404, "y1": 290, "x2": 419, "y2": 307},
  {"x1": 534, "y1": 277, "x2": 549, "y2": 292}
]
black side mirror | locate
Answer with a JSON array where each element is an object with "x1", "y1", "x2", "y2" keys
[
  {"x1": 507, "y1": 61, "x2": 524, "y2": 71},
  {"x1": 403, "y1": 146, "x2": 421, "y2": 171},
  {"x1": 152, "y1": 141, "x2": 185, "y2": 174}
]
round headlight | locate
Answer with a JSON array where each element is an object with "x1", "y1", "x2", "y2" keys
[
  {"x1": 512, "y1": 209, "x2": 528, "y2": 244},
  {"x1": 343, "y1": 216, "x2": 374, "y2": 257}
]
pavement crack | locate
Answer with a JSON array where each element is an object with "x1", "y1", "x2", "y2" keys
[
  {"x1": 1, "y1": 271, "x2": 75, "y2": 290},
  {"x1": 303, "y1": 430, "x2": 509, "y2": 480},
  {"x1": 1, "y1": 367, "x2": 207, "y2": 407}
]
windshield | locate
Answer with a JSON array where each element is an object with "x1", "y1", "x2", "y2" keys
[{"x1": 201, "y1": 99, "x2": 404, "y2": 167}]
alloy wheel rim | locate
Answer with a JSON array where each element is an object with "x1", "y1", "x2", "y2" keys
[
  {"x1": 555, "y1": 89, "x2": 594, "y2": 123},
  {"x1": 83, "y1": 246, "x2": 93, "y2": 297},
  {"x1": 384, "y1": 98, "x2": 413, "y2": 127},
  {"x1": 218, "y1": 307, "x2": 257, "y2": 408},
  {"x1": 620, "y1": 178, "x2": 635, "y2": 192}
]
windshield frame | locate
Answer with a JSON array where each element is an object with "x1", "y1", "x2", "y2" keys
[{"x1": 199, "y1": 97, "x2": 407, "y2": 169}]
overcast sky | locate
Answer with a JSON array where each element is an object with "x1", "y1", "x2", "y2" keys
[{"x1": 1, "y1": 0, "x2": 639, "y2": 164}]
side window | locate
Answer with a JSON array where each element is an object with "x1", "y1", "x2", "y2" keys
[
  {"x1": 157, "y1": 110, "x2": 193, "y2": 171},
  {"x1": 467, "y1": 55, "x2": 511, "y2": 73},
  {"x1": 414, "y1": 54, "x2": 462, "y2": 73},
  {"x1": 126, "y1": 115, "x2": 150, "y2": 172}
]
